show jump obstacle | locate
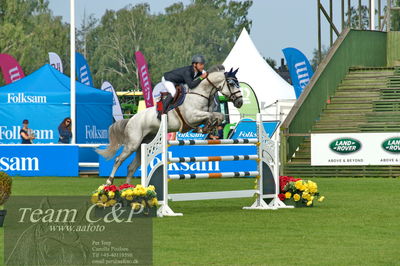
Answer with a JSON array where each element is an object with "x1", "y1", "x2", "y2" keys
[{"x1": 141, "y1": 114, "x2": 293, "y2": 217}]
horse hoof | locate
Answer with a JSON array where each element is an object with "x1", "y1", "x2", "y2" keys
[{"x1": 106, "y1": 179, "x2": 112, "y2": 185}]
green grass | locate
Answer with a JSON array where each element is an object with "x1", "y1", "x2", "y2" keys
[{"x1": 2, "y1": 176, "x2": 400, "y2": 265}]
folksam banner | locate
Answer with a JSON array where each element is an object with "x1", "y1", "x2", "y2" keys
[
  {"x1": 0, "y1": 145, "x2": 79, "y2": 176},
  {"x1": 48, "y1": 52, "x2": 63, "y2": 73},
  {"x1": 238, "y1": 82, "x2": 259, "y2": 119},
  {"x1": 135, "y1": 51, "x2": 154, "y2": 108},
  {"x1": 75, "y1": 52, "x2": 93, "y2": 87},
  {"x1": 99, "y1": 145, "x2": 257, "y2": 177},
  {"x1": 0, "y1": 54, "x2": 25, "y2": 84},
  {"x1": 101, "y1": 81, "x2": 124, "y2": 121},
  {"x1": 230, "y1": 118, "x2": 279, "y2": 139},
  {"x1": 282, "y1": 47, "x2": 314, "y2": 98}
]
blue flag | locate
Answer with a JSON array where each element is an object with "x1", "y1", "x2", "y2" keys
[
  {"x1": 75, "y1": 52, "x2": 93, "y2": 87},
  {"x1": 282, "y1": 48, "x2": 314, "y2": 98}
]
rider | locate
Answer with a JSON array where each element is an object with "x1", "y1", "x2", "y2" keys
[{"x1": 158, "y1": 55, "x2": 208, "y2": 116}]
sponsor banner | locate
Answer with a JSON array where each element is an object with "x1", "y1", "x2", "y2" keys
[
  {"x1": 101, "y1": 81, "x2": 123, "y2": 121},
  {"x1": 75, "y1": 52, "x2": 94, "y2": 87},
  {"x1": 230, "y1": 118, "x2": 279, "y2": 139},
  {"x1": 48, "y1": 52, "x2": 63, "y2": 73},
  {"x1": 99, "y1": 145, "x2": 257, "y2": 177},
  {"x1": 311, "y1": 133, "x2": 400, "y2": 166},
  {"x1": 238, "y1": 82, "x2": 259, "y2": 119},
  {"x1": 176, "y1": 130, "x2": 207, "y2": 140},
  {"x1": 76, "y1": 103, "x2": 111, "y2": 145},
  {"x1": 0, "y1": 145, "x2": 78, "y2": 176},
  {"x1": 0, "y1": 104, "x2": 69, "y2": 144},
  {"x1": 135, "y1": 51, "x2": 154, "y2": 108},
  {"x1": 0, "y1": 53, "x2": 25, "y2": 84},
  {"x1": 5, "y1": 196, "x2": 152, "y2": 265},
  {"x1": 282, "y1": 47, "x2": 314, "y2": 98}
]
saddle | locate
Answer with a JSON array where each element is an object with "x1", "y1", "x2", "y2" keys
[
  {"x1": 157, "y1": 85, "x2": 187, "y2": 119},
  {"x1": 167, "y1": 85, "x2": 186, "y2": 112}
]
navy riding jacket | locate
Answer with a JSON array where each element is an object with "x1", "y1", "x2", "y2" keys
[{"x1": 163, "y1": 65, "x2": 202, "y2": 89}]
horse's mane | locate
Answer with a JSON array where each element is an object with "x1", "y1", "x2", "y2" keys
[{"x1": 208, "y1": 64, "x2": 225, "y2": 73}]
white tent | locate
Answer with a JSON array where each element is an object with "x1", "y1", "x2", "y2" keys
[{"x1": 223, "y1": 28, "x2": 296, "y2": 122}]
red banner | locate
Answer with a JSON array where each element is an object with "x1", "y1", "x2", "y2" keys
[
  {"x1": 135, "y1": 51, "x2": 154, "y2": 108},
  {"x1": 0, "y1": 54, "x2": 25, "y2": 84}
]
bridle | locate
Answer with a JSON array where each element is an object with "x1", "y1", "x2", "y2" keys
[{"x1": 188, "y1": 76, "x2": 242, "y2": 109}]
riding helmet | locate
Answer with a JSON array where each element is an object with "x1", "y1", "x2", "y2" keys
[{"x1": 191, "y1": 54, "x2": 206, "y2": 64}]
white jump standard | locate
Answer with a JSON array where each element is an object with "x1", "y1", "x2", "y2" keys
[{"x1": 141, "y1": 113, "x2": 293, "y2": 217}]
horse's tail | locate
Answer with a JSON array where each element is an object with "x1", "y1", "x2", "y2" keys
[{"x1": 96, "y1": 119, "x2": 130, "y2": 159}]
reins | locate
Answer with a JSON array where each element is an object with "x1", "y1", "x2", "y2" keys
[{"x1": 187, "y1": 76, "x2": 242, "y2": 111}]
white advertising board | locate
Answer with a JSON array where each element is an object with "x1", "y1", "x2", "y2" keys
[{"x1": 311, "y1": 133, "x2": 400, "y2": 166}]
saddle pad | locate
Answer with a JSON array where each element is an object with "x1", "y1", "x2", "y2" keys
[{"x1": 167, "y1": 86, "x2": 187, "y2": 112}]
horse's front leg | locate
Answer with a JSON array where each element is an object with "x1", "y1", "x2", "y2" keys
[
  {"x1": 190, "y1": 111, "x2": 221, "y2": 133},
  {"x1": 212, "y1": 112, "x2": 225, "y2": 124},
  {"x1": 188, "y1": 110, "x2": 215, "y2": 127}
]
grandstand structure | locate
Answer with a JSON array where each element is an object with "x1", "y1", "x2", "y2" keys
[{"x1": 281, "y1": 29, "x2": 400, "y2": 177}]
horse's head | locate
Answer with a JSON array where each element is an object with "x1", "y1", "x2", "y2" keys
[
  {"x1": 223, "y1": 67, "x2": 243, "y2": 108},
  {"x1": 206, "y1": 65, "x2": 243, "y2": 108}
]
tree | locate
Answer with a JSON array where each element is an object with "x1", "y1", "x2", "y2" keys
[
  {"x1": 86, "y1": 4, "x2": 153, "y2": 89},
  {"x1": 345, "y1": 5, "x2": 370, "y2": 30},
  {"x1": 265, "y1": 57, "x2": 277, "y2": 70},
  {"x1": 86, "y1": 0, "x2": 253, "y2": 90},
  {"x1": 0, "y1": 0, "x2": 69, "y2": 85},
  {"x1": 77, "y1": 11, "x2": 98, "y2": 58},
  {"x1": 310, "y1": 46, "x2": 329, "y2": 71},
  {"x1": 390, "y1": 0, "x2": 400, "y2": 30}
]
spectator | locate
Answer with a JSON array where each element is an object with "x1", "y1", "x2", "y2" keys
[
  {"x1": 206, "y1": 125, "x2": 225, "y2": 140},
  {"x1": 207, "y1": 132, "x2": 219, "y2": 140},
  {"x1": 217, "y1": 125, "x2": 224, "y2": 139},
  {"x1": 58, "y1": 117, "x2": 72, "y2": 144},
  {"x1": 20, "y1": 119, "x2": 35, "y2": 144}
]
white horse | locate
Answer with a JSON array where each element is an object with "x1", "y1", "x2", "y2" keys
[{"x1": 98, "y1": 65, "x2": 243, "y2": 185}]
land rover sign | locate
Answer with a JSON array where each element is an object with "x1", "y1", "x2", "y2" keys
[
  {"x1": 329, "y1": 138, "x2": 361, "y2": 154},
  {"x1": 312, "y1": 133, "x2": 400, "y2": 166},
  {"x1": 382, "y1": 137, "x2": 400, "y2": 153}
]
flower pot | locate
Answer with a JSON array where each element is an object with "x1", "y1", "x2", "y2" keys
[
  {"x1": 0, "y1": 209, "x2": 7, "y2": 227},
  {"x1": 284, "y1": 198, "x2": 312, "y2": 208}
]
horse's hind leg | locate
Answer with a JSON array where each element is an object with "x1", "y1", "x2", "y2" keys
[
  {"x1": 125, "y1": 134, "x2": 155, "y2": 184},
  {"x1": 106, "y1": 145, "x2": 135, "y2": 185},
  {"x1": 126, "y1": 147, "x2": 141, "y2": 184}
]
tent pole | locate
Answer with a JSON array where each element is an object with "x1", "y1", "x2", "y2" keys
[{"x1": 70, "y1": 0, "x2": 76, "y2": 144}]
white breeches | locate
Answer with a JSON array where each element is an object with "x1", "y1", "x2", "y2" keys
[
  {"x1": 161, "y1": 77, "x2": 176, "y2": 97},
  {"x1": 153, "y1": 77, "x2": 177, "y2": 102}
]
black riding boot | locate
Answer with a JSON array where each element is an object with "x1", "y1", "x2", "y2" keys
[{"x1": 162, "y1": 93, "x2": 174, "y2": 115}]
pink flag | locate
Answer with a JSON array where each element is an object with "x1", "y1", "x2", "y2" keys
[
  {"x1": 0, "y1": 54, "x2": 25, "y2": 84},
  {"x1": 135, "y1": 51, "x2": 154, "y2": 108}
]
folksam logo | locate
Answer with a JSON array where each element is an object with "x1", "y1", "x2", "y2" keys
[
  {"x1": 0, "y1": 126, "x2": 54, "y2": 141},
  {"x1": 150, "y1": 152, "x2": 220, "y2": 172},
  {"x1": 8, "y1": 66, "x2": 23, "y2": 82},
  {"x1": 176, "y1": 131, "x2": 207, "y2": 140},
  {"x1": 0, "y1": 157, "x2": 39, "y2": 171},
  {"x1": 238, "y1": 131, "x2": 257, "y2": 138},
  {"x1": 382, "y1": 137, "x2": 400, "y2": 153},
  {"x1": 7, "y1": 93, "x2": 47, "y2": 103},
  {"x1": 294, "y1": 61, "x2": 311, "y2": 89},
  {"x1": 329, "y1": 138, "x2": 361, "y2": 154},
  {"x1": 85, "y1": 125, "x2": 108, "y2": 140}
]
